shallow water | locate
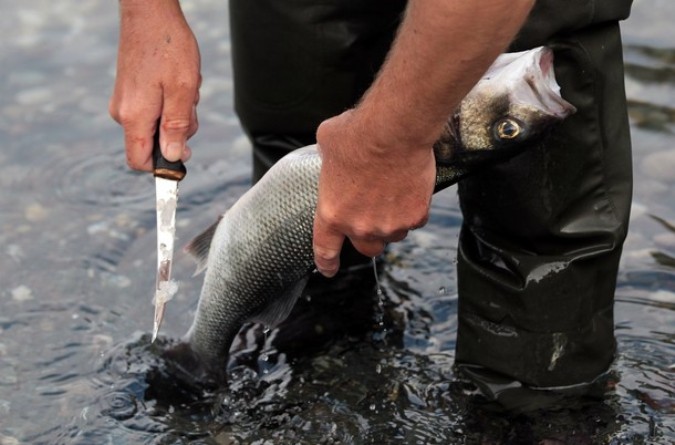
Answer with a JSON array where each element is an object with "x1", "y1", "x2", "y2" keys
[{"x1": 0, "y1": 0, "x2": 673, "y2": 444}]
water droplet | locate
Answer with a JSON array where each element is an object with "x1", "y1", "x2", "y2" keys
[
  {"x1": 0, "y1": 434, "x2": 20, "y2": 445},
  {"x1": 24, "y1": 202, "x2": 48, "y2": 222},
  {"x1": 7, "y1": 244, "x2": 24, "y2": 262},
  {"x1": 372, "y1": 257, "x2": 382, "y2": 294},
  {"x1": 15, "y1": 87, "x2": 53, "y2": 106},
  {"x1": 11, "y1": 285, "x2": 33, "y2": 302},
  {"x1": 100, "y1": 392, "x2": 137, "y2": 421}
]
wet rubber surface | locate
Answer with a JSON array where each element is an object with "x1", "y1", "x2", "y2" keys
[{"x1": 0, "y1": 0, "x2": 673, "y2": 443}]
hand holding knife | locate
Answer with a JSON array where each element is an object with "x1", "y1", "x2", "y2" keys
[{"x1": 152, "y1": 130, "x2": 186, "y2": 342}]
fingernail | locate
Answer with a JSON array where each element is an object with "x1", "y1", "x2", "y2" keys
[
  {"x1": 317, "y1": 265, "x2": 338, "y2": 278},
  {"x1": 164, "y1": 142, "x2": 183, "y2": 161}
]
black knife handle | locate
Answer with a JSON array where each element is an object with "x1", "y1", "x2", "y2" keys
[{"x1": 152, "y1": 129, "x2": 186, "y2": 181}]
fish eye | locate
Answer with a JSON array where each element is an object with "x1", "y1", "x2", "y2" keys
[{"x1": 493, "y1": 118, "x2": 523, "y2": 141}]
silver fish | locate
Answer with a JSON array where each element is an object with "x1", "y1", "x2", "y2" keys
[{"x1": 169, "y1": 46, "x2": 575, "y2": 382}]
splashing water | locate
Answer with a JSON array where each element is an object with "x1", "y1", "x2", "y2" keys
[
  {"x1": 0, "y1": 0, "x2": 672, "y2": 443},
  {"x1": 372, "y1": 257, "x2": 387, "y2": 341}
]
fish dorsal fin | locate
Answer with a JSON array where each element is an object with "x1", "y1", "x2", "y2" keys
[
  {"x1": 250, "y1": 275, "x2": 310, "y2": 328},
  {"x1": 184, "y1": 215, "x2": 223, "y2": 276}
]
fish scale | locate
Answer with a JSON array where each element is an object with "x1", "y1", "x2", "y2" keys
[
  {"x1": 173, "y1": 47, "x2": 577, "y2": 380},
  {"x1": 185, "y1": 148, "x2": 321, "y2": 371}
]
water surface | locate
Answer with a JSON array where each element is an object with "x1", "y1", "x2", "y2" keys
[{"x1": 0, "y1": 0, "x2": 673, "y2": 443}]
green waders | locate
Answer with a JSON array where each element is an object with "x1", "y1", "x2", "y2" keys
[{"x1": 229, "y1": 0, "x2": 634, "y2": 408}]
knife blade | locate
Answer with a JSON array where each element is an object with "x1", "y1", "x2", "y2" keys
[{"x1": 152, "y1": 131, "x2": 186, "y2": 342}]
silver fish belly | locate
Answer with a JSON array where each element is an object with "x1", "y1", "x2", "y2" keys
[
  {"x1": 175, "y1": 46, "x2": 575, "y2": 379},
  {"x1": 184, "y1": 147, "x2": 322, "y2": 374}
]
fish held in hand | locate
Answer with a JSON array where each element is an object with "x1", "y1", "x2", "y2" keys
[
  {"x1": 168, "y1": 46, "x2": 575, "y2": 382},
  {"x1": 433, "y1": 46, "x2": 575, "y2": 186}
]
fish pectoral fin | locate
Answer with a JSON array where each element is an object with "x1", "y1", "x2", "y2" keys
[
  {"x1": 251, "y1": 275, "x2": 310, "y2": 328},
  {"x1": 184, "y1": 215, "x2": 223, "y2": 276}
]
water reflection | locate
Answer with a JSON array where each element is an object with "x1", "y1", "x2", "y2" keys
[
  {"x1": 0, "y1": 0, "x2": 674, "y2": 443},
  {"x1": 649, "y1": 216, "x2": 675, "y2": 270},
  {"x1": 624, "y1": 44, "x2": 675, "y2": 131}
]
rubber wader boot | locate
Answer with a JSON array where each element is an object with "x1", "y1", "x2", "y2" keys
[
  {"x1": 229, "y1": 0, "x2": 634, "y2": 410},
  {"x1": 455, "y1": 19, "x2": 633, "y2": 410}
]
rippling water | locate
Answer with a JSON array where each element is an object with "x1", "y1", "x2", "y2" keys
[{"x1": 0, "y1": 0, "x2": 673, "y2": 444}]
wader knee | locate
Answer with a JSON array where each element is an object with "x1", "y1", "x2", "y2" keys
[
  {"x1": 229, "y1": 0, "x2": 405, "y2": 271},
  {"x1": 454, "y1": 23, "x2": 632, "y2": 408}
]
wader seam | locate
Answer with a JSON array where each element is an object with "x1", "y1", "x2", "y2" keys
[{"x1": 573, "y1": 35, "x2": 625, "y2": 238}]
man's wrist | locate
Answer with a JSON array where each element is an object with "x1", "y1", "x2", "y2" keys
[
  {"x1": 353, "y1": 94, "x2": 441, "y2": 155},
  {"x1": 119, "y1": 0, "x2": 182, "y2": 16}
]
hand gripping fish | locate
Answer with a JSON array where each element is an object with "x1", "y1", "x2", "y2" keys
[{"x1": 167, "y1": 47, "x2": 576, "y2": 382}]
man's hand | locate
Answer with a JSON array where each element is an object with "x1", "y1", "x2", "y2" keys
[
  {"x1": 310, "y1": 0, "x2": 534, "y2": 277},
  {"x1": 109, "y1": 0, "x2": 201, "y2": 171},
  {"x1": 313, "y1": 110, "x2": 436, "y2": 277}
]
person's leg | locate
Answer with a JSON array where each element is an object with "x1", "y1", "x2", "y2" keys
[
  {"x1": 228, "y1": 0, "x2": 406, "y2": 273},
  {"x1": 228, "y1": 0, "x2": 406, "y2": 182},
  {"x1": 454, "y1": 22, "x2": 633, "y2": 409}
]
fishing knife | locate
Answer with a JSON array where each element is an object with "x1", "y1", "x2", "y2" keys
[{"x1": 152, "y1": 130, "x2": 186, "y2": 342}]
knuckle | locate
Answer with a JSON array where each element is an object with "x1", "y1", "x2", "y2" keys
[
  {"x1": 108, "y1": 99, "x2": 119, "y2": 122},
  {"x1": 170, "y1": 75, "x2": 200, "y2": 94},
  {"x1": 162, "y1": 118, "x2": 192, "y2": 134},
  {"x1": 408, "y1": 211, "x2": 429, "y2": 230},
  {"x1": 317, "y1": 207, "x2": 341, "y2": 230},
  {"x1": 416, "y1": 214, "x2": 430, "y2": 228},
  {"x1": 188, "y1": 123, "x2": 199, "y2": 139},
  {"x1": 350, "y1": 224, "x2": 374, "y2": 241},
  {"x1": 125, "y1": 151, "x2": 142, "y2": 170},
  {"x1": 381, "y1": 221, "x2": 404, "y2": 236},
  {"x1": 115, "y1": 105, "x2": 143, "y2": 127},
  {"x1": 313, "y1": 245, "x2": 340, "y2": 276},
  {"x1": 314, "y1": 246, "x2": 339, "y2": 263},
  {"x1": 391, "y1": 231, "x2": 408, "y2": 242},
  {"x1": 315, "y1": 115, "x2": 342, "y2": 144},
  {"x1": 353, "y1": 240, "x2": 384, "y2": 258},
  {"x1": 316, "y1": 121, "x2": 329, "y2": 141}
]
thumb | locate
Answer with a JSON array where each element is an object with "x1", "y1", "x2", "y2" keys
[
  {"x1": 313, "y1": 215, "x2": 345, "y2": 278},
  {"x1": 159, "y1": 119, "x2": 190, "y2": 163},
  {"x1": 160, "y1": 89, "x2": 198, "y2": 162}
]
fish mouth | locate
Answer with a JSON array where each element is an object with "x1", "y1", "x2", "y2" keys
[
  {"x1": 524, "y1": 47, "x2": 577, "y2": 119},
  {"x1": 433, "y1": 113, "x2": 462, "y2": 164},
  {"x1": 433, "y1": 46, "x2": 577, "y2": 167}
]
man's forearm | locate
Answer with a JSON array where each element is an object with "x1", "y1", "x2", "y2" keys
[
  {"x1": 118, "y1": 0, "x2": 181, "y2": 13},
  {"x1": 360, "y1": 0, "x2": 535, "y2": 149},
  {"x1": 118, "y1": 0, "x2": 188, "y2": 38}
]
